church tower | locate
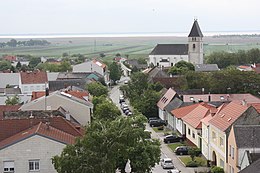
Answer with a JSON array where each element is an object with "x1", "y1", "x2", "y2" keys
[{"x1": 188, "y1": 19, "x2": 203, "y2": 64}]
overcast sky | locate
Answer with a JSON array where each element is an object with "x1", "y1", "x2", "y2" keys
[{"x1": 1, "y1": 0, "x2": 260, "y2": 35}]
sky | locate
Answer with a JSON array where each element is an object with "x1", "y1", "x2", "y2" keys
[{"x1": 1, "y1": 0, "x2": 260, "y2": 35}]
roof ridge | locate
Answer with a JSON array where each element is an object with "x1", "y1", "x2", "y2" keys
[{"x1": 35, "y1": 122, "x2": 42, "y2": 133}]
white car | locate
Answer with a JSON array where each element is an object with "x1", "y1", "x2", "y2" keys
[
  {"x1": 167, "y1": 169, "x2": 181, "y2": 173},
  {"x1": 161, "y1": 158, "x2": 174, "y2": 169}
]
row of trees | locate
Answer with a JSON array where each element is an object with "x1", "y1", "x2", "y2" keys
[
  {"x1": 52, "y1": 82, "x2": 161, "y2": 173},
  {"x1": 174, "y1": 67, "x2": 260, "y2": 95},
  {"x1": 206, "y1": 48, "x2": 260, "y2": 68},
  {"x1": 120, "y1": 72, "x2": 163, "y2": 118},
  {"x1": 0, "y1": 39, "x2": 50, "y2": 48}
]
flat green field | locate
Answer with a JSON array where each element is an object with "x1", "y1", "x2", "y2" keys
[{"x1": 1, "y1": 36, "x2": 260, "y2": 61}]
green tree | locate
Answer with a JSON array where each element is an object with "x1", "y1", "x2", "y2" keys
[
  {"x1": 109, "y1": 62, "x2": 121, "y2": 84},
  {"x1": 86, "y1": 82, "x2": 108, "y2": 97},
  {"x1": 59, "y1": 61, "x2": 72, "y2": 72},
  {"x1": 168, "y1": 60, "x2": 195, "y2": 75},
  {"x1": 94, "y1": 100, "x2": 121, "y2": 120},
  {"x1": 211, "y1": 166, "x2": 224, "y2": 173},
  {"x1": 20, "y1": 64, "x2": 29, "y2": 72},
  {"x1": 52, "y1": 114, "x2": 161, "y2": 173},
  {"x1": 16, "y1": 61, "x2": 22, "y2": 70},
  {"x1": 29, "y1": 57, "x2": 41, "y2": 69},
  {"x1": 0, "y1": 60, "x2": 12, "y2": 71},
  {"x1": 99, "y1": 53, "x2": 106, "y2": 58},
  {"x1": 62, "y1": 52, "x2": 69, "y2": 57},
  {"x1": 116, "y1": 53, "x2": 121, "y2": 57},
  {"x1": 5, "y1": 95, "x2": 20, "y2": 105}
]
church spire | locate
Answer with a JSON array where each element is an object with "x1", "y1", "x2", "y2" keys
[{"x1": 188, "y1": 19, "x2": 203, "y2": 37}]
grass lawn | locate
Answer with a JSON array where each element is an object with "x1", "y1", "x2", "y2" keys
[
  {"x1": 167, "y1": 142, "x2": 185, "y2": 151},
  {"x1": 179, "y1": 156, "x2": 207, "y2": 167},
  {"x1": 152, "y1": 127, "x2": 173, "y2": 134},
  {"x1": 152, "y1": 127, "x2": 164, "y2": 133}
]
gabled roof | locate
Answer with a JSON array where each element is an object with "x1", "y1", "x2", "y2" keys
[
  {"x1": 20, "y1": 70, "x2": 48, "y2": 84},
  {"x1": 171, "y1": 103, "x2": 199, "y2": 119},
  {"x1": 150, "y1": 44, "x2": 188, "y2": 55},
  {"x1": 195, "y1": 64, "x2": 219, "y2": 72},
  {"x1": 92, "y1": 59, "x2": 106, "y2": 69},
  {"x1": 209, "y1": 102, "x2": 248, "y2": 132},
  {"x1": 188, "y1": 20, "x2": 203, "y2": 37},
  {"x1": 182, "y1": 104, "x2": 210, "y2": 129},
  {"x1": 0, "y1": 122, "x2": 76, "y2": 150},
  {"x1": 0, "y1": 116, "x2": 84, "y2": 143},
  {"x1": 239, "y1": 158, "x2": 260, "y2": 173},
  {"x1": 164, "y1": 97, "x2": 183, "y2": 113},
  {"x1": 0, "y1": 73, "x2": 20, "y2": 88},
  {"x1": 157, "y1": 88, "x2": 177, "y2": 110},
  {"x1": 0, "y1": 105, "x2": 21, "y2": 119},
  {"x1": 233, "y1": 125, "x2": 260, "y2": 148}
]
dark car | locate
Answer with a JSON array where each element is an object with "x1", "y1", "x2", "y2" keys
[
  {"x1": 163, "y1": 135, "x2": 183, "y2": 143},
  {"x1": 149, "y1": 119, "x2": 167, "y2": 127},
  {"x1": 148, "y1": 117, "x2": 160, "y2": 123},
  {"x1": 174, "y1": 146, "x2": 189, "y2": 155}
]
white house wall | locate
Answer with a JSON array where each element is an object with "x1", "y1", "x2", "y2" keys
[
  {"x1": 148, "y1": 55, "x2": 189, "y2": 68},
  {"x1": 185, "y1": 123, "x2": 200, "y2": 147},
  {"x1": 202, "y1": 123, "x2": 210, "y2": 160},
  {"x1": 0, "y1": 135, "x2": 65, "y2": 173},
  {"x1": 238, "y1": 148, "x2": 260, "y2": 170},
  {"x1": 20, "y1": 83, "x2": 48, "y2": 94},
  {"x1": 158, "y1": 109, "x2": 165, "y2": 120},
  {"x1": 176, "y1": 118, "x2": 184, "y2": 135}
]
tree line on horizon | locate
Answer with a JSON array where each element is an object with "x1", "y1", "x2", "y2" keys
[{"x1": 0, "y1": 39, "x2": 50, "y2": 48}]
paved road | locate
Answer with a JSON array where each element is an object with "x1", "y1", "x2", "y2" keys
[{"x1": 108, "y1": 77, "x2": 207, "y2": 173}]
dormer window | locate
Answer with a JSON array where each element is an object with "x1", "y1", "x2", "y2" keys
[{"x1": 190, "y1": 97, "x2": 194, "y2": 101}]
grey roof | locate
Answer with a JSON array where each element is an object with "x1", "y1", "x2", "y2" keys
[
  {"x1": 150, "y1": 44, "x2": 188, "y2": 55},
  {"x1": 49, "y1": 79, "x2": 87, "y2": 91},
  {"x1": 148, "y1": 67, "x2": 169, "y2": 82},
  {"x1": 234, "y1": 125, "x2": 260, "y2": 148},
  {"x1": 239, "y1": 158, "x2": 260, "y2": 173},
  {"x1": 47, "y1": 72, "x2": 59, "y2": 81},
  {"x1": 0, "y1": 73, "x2": 20, "y2": 88},
  {"x1": 249, "y1": 152, "x2": 260, "y2": 164},
  {"x1": 0, "y1": 88, "x2": 21, "y2": 94},
  {"x1": 165, "y1": 97, "x2": 183, "y2": 112},
  {"x1": 195, "y1": 64, "x2": 220, "y2": 72},
  {"x1": 188, "y1": 20, "x2": 203, "y2": 37}
]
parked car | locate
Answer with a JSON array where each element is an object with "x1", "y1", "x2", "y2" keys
[
  {"x1": 174, "y1": 146, "x2": 189, "y2": 155},
  {"x1": 167, "y1": 169, "x2": 181, "y2": 173},
  {"x1": 123, "y1": 107, "x2": 129, "y2": 113},
  {"x1": 149, "y1": 119, "x2": 167, "y2": 127},
  {"x1": 163, "y1": 135, "x2": 183, "y2": 143},
  {"x1": 148, "y1": 117, "x2": 160, "y2": 123},
  {"x1": 161, "y1": 158, "x2": 174, "y2": 169},
  {"x1": 121, "y1": 103, "x2": 128, "y2": 109},
  {"x1": 119, "y1": 98, "x2": 125, "y2": 104}
]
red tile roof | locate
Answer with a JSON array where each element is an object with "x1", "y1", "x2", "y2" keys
[
  {"x1": 0, "y1": 105, "x2": 21, "y2": 119},
  {"x1": 171, "y1": 103, "x2": 199, "y2": 119},
  {"x1": 249, "y1": 103, "x2": 260, "y2": 113},
  {"x1": 182, "y1": 104, "x2": 210, "y2": 129},
  {"x1": 20, "y1": 70, "x2": 48, "y2": 84},
  {"x1": 3, "y1": 55, "x2": 16, "y2": 62},
  {"x1": 0, "y1": 122, "x2": 76, "y2": 149},
  {"x1": 157, "y1": 88, "x2": 176, "y2": 110},
  {"x1": 209, "y1": 102, "x2": 248, "y2": 132},
  {"x1": 183, "y1": 93, "x2": 260, "y2": 104},
  {"x1": 92, "y1": 59, "x2": 106, "y2": 69},
  {"x1": 31, "y1": 91, "x2": 46, "y2": 100},
  {"x1": 67, "y1": 90, "x2": 89, "y2": 100},
  {"x1": 0, "y1": 116, "x2": 84, "y2": 143}
]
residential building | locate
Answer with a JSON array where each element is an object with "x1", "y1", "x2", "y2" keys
[
  {"x1": 208, "y1": 102, "x2": 260, "y2": 171},
  {"x1": 19, "y1": 91, "x2": 93, "y2": 126},
  {"x1": 0, "y1": 116, "x2": 83, "y2": 173},
  {"x1": 148, "y1": 19, "x2": 203, "y2": 67},
  {"x1": 157, "y1": 88, "x2": 177, "y2": 120},
  {"x1": 72, "y1": 59, "x2": 109, "y2": 84},
  {"x1": 228, "y1": 125, "x2": 260, "y2": 173},
  {"x1": 19, "y1": 70, "x2": 48, "y2": 94},
  {"x1": 194, "y1": 64, "x2": 220, "y2": 72},
  {"x1": 0, "y1": 73, "x2": 19, "y2": 88}
]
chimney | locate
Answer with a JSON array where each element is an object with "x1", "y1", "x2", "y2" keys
[
  {"x1": 208, "y1": 95, "x2": 211, "y2": 102},
  {"x1": 242, "y1": 99, "x2": 247, "y2": 106},
  {"x1": 202, "y1": 88, "x2": 205, "y2": 94},
  {"x1": 45, "y1": 87, "x2": 49, "y2": 96}
]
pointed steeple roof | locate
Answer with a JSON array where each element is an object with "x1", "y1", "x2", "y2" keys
[{"x1": 188, "y1": 19, "x2": 203, "y2": 37}]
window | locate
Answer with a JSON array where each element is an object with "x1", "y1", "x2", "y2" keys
[
  {"x1": 29, "y1": 160, "x2": 40, "y2": 171},
  {"x1": 171, "y1": 63, "x2": 173, "y2": 66},
  {"x1": 188, "y1": 128, "x2": 191, "y2": 135},
  {"x1": 3, "y1": 161, "x2": 14, "y2": 173},
  {"x1": 229, "y1": 145, "x2": 231, "y2": 156},
  {"x1": 220, "y1": 159, "x2": 224, "y2": 168},
  {"x1": 220, "y1": 137, "x2": 224, "y2": 147},
  {"x1": 212, "y1": 131, "x2": 216, "y2": 141},
  {"x1": 193, "y1": 44, "x2": 195, "y2": 49},
  {"x1": 156, "y1": 63, "x2": 159, "y2": 66},
  {"x1": 231, "y1": 147, "x2": 235, "y2": 159},
  {"x1": 192, "y1": 131, "x2": 195, "y2": 138}
]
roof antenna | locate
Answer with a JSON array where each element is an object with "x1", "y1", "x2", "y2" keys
[{"x1": 29, "y1": 111, "x2": 34, "y2": 127}]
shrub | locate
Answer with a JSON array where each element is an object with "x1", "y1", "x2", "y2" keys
[
  {"x1": 211, "y1": 166, "x2": 224, "y2": 173},
  {"x1": 186, "y1": 161, "x2": 198, "y2": 167},
  {"x1": 188, "y1": 147, "x2": 201, "y2": 161}
]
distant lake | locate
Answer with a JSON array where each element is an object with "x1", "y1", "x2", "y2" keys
[{"x1": 1, "y1": 31, "x2": 260, "y2": 38}]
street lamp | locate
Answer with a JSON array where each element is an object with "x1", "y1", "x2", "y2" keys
[{"x1": 125, "y1": 159, "x2": 131, "y2": 173}]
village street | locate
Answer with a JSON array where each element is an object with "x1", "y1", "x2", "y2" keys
[{"x1": 108, "y1": 77, "x2": 201, "y2": 173}]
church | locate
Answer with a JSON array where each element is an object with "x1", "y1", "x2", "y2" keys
[{"x1": 148, "y1": 19, "x2": 204, "y2": 68}]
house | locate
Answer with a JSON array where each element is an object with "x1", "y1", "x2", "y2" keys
[
  {"x1": 252, "y1": 63, "x2": 260, "y2": 74},
  {"x1": 72, "y1": 59, "x2": 110, "y2": 84},
  {"x1": 19, "y1": 70, "x2": 48, "y2": 94},
  {"x1": 19, "y1": 91, "x2": 93, "y2": 126},
  {"x1": 227, "y1": 125, "x2": 260, "y2": 173},
  {"x1": 126, "y1": 59, "x2": 148, "y2": 70},
  {"x1": 208, "y1": 102, "x2": 260, "y2": 171},
  {"x1": 2, "y1": 55, "x2": 16, "y2": 62},
  {"x1": 148, "y1": 19, "x2": 203, "y2": 67},
  {"x1": 0, "y1": 116, "x2": 83, "y2": 173},
  {"x1": 237, "y1": 65, "x2": 253, "y2": 72},
  {"x1": 182, "y1": 103, "x2": 217, "y2": 148},
  {"x1": 195, "y1": 64, "x2": 220, "y2": 72},
  {"x1": 157, "y1": 88, "x2": 177, "y2": 120}
]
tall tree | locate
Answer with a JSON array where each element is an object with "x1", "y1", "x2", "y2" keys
[
  {"x1": 0, "y1": 60, "x2": 12, "y2": 71},
  {"x1": 109, "y1": 62, "x2": 121, "y2": 84},
  {"x1": 28, "y1": 57, "x2": 41, "y2": 69},
  {"x1": 5, "y1": 95, "x2": 20, "y2": 105},
  {"x1": 86, "y1": 82, "x2": 108, "y2": 97}
]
